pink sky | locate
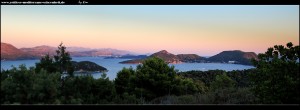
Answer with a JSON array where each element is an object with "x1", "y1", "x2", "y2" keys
[{"x1": 1, "y1": 6, "x2": 299, "y2": 56}]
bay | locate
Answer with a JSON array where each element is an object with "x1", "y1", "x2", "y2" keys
[{"x1": 1, "y1": 57, "x2": 255, "y2": 80}]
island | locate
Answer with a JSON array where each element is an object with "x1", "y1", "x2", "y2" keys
[
  {"x1": 120, "y1": 50, "x2": 258, "y2": 65},
  {"x1": 71, "y1": 61, "x2": 108, "y2": 73}
]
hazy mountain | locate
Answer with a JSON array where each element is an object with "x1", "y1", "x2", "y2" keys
[
  {"x1": 20, "y1": 45, "x2": 56, "y2": 57},
  {"x1": 20, "y1": 45, "x2": 134, "y2": 57},
  {"x1": 1, "y1": 42, "x2": 136, "y2": 60},
  {"x1": 92, "y1": 48, "x2": 135, "y2": 56},
  {"x1": 1, "y1": 42, "x2": 35, "y2": 60},
  {"x1": 67, "y1": 47, "x2": 93, "y2": 52},
  {"x1": 104, "y1": 54, "x2": 148, "y2": 59},
  {"x1": 69, "y1": 49, "x2": 134, "y2": 57}
]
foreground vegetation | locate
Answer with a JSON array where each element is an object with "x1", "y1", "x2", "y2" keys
[{"x1": 1, "y1": 42, "x2": 299, "y2": 104}]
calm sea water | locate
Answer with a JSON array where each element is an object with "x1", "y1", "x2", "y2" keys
[{"x1": 1, "y1": 57, "x2": 254, "y2": 80}]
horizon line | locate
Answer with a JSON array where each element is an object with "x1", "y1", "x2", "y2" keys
[{"x1": 1, "y1": 42, "x2": 266, "y2": 56}]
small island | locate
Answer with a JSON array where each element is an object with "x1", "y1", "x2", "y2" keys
[{"x1": 72, "y1": 61, "x2": 108, "y2": 73}]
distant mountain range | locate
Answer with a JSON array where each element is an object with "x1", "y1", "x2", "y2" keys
[
  {"x1": 20, "y1": 45, "x2": 57, "y2": 57},
  {"x1": 1, "y1": 42, "x2": 135, "y2": 60},
  {"x1": 1, "y1": 42, "x2": 258, "y2": 65},
  {"x1": 120, "y1": 50, "x2": 258, "y2": 65},
  {"x1": 104, "y1": 54, "x2": 148, "y2": 59}
]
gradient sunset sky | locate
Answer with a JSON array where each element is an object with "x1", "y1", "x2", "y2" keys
[{"x1": 1, "y1": 5, "x2": 299, "y2": 56}]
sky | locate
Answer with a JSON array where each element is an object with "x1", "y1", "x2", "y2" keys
[{"x1": 1, "y1": 5, "x2": 299, "y2": 56}]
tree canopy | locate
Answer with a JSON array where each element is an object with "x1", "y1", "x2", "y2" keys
[
  {"x1": 250, "y1": 42, "x2": 299, "y2": 104},
  {"x1": 114, "y1": 57, "x2": 206, "y2": 102},
  {"x1": 35, "y1": 42, "x2": 74, "y2": 76}
]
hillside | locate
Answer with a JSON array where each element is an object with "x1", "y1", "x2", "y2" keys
[
  {"x1": 207, "y1": 50, "x2": 258, "y2": 65},
  {"x1": 120, "y1": 50, "x2": 210, "y2": 64},
  {"x1": 1, "y1": 42, "x2": 35, "y2": 60},
  {"x1": 120, "y1": 50, "x2": 182, "y2": 64},
  {"x1": 177, "y1": 54, "x2": 207, "y2": 63},
  {"x1": 150, "y1": 50, "x2": 182, "y2": 64}
]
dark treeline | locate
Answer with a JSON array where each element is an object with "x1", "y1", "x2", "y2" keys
[
  {"x1": 0, "y1": 62, "x2": 258, "y2": 104},
  {"x1": 1, "y1": 42, "x2": 299, "y2": 104}
]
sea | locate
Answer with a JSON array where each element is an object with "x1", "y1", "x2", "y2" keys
[{"x1": 1, "y1": 57, "x2": 255, "y2": 80}]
